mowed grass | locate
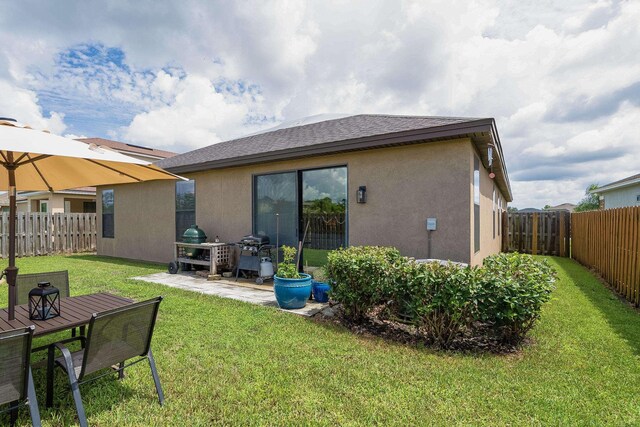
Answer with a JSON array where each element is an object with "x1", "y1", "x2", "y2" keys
[
  {"x1": 1, "y1": 255, "x2": 639, "y2": 426},
  {"x1": 303, "y1": 248, "x2": 329, "y2": 267}
]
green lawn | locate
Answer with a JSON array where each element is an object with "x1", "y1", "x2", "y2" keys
[
  {"x1": 2, "y1": 255, "x2": 639, "y2": 426},
  {"x1": 303, "y1": 248, "x2": 329, "y2": 267}
]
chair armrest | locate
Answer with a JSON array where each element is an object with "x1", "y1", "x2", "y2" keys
[
  {"x1": 34, "y1": 335, "x2": 86, "y2": 353},
  {"x1": 47, "y1": 337, "x2": 84, "y2": 367},
  {"x1": 52, "y1": 335, "x2": 86, "y2": 347},
  {"x1": 48, "y1": 340, "x2": 81, "y2": 380}
]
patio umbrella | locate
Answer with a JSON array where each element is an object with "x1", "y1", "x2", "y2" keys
[{"x1": 0, "y1": 118, "x2": 183, "y2": 320}]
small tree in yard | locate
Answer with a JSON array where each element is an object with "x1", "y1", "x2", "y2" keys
[{"x1": 574, "y1": 183, "x2": 600, "y2": 212}]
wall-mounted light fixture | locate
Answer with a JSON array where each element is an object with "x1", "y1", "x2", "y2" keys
[
  {"x1": 487, "y1": 143, "x2": 495, "y2": 179},
  {"x1": 357, "y1": 186, "x2": 367, "y2": 204}
]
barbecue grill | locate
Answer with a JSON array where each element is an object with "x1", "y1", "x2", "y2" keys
[{"x1": 234, "y1": 234, "x2": 274, "y2": 284}]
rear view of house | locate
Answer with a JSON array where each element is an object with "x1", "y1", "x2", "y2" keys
[{"x1": 96, "y1": 114, "x2": 512, "y2": 266}]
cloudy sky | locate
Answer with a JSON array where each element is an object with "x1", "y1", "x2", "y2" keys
[{"x1": 0, "y1": 0, "x2": 638, "y2": 208}]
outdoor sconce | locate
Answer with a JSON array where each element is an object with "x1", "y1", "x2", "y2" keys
[
  {"x1": 487, "y1": 143, "x2": 494, "y2": 167},
  {"x1": 357, "y1": 186, "x2": 367, "y2": 204},
  {"x1": 29, "y1": 281, "x2": 61, "y2": 320},
  {"x1": 487, "y1": 143, "x2": 495, "y2": 179}
]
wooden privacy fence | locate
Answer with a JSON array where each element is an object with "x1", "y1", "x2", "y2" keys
[
  {"x1": 304, "y1": 212, "x2": 346, "y2": 250},
  {"x1": 571, "y1": 207, "x2": 640, "y2": 306},
  {"x1": 503, "y1": 211, "x2": 570, "y2": 257},
  {"x1": 0, "y1": 213, "x2": 97, "y2": 258}
]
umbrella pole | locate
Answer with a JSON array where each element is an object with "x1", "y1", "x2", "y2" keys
[{"x1": 6, "y1": 163, "x2": 18, "y2": 321}]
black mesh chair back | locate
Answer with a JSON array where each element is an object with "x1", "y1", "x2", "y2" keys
[
  {"x1": 80, "y1": 297, "x2": 162, "y2": 379},
  {"x1": 0, "y1": 327, "x2": 33, "y2": 405},
  {"x1": 16, "y1": 271, "x2": 70, "y2": 305},
  {"x1": 0, "y1": 326, "x2": 40, "y2": 426}
]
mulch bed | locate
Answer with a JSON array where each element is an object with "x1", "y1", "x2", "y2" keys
[{"x1": 313, "y1": 303, "x2": 526, "y2": 354}]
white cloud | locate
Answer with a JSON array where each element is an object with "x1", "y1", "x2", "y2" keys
[
  {"x1": 0, "y1": 0, "x2": 638, "y2": 208},
  {"x1": 0, "y1": 79, "x2": 66, "y2": 134},
  {"x1": 123, "y1": 75, "x2": 267, "y2": 149}
]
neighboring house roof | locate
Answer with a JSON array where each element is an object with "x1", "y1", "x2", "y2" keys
[
  {"x1": 77, "y1": 137, "x2": 177, "y2": 161},
  {"x1": 546, "y1": 203, "x2": 576, "y2": 212},
  {"x1": 591, "y1": 173, "x2": 640, "y2": 194},
  {"x1": 19, "y1": 188, "x2": 96, "y2": 198},
  {"x1": 518, "y1": 208, "x2": 543, "y2": 213},
  {"x1": 0, "y1": 192, "x2": 26, "y2": 207},
  {"x1": 157, "y1": 114, "x2": 513, "y2": 201},
  {"x1": 1, "y1": 188, "x2": 97, "y2": 206}
]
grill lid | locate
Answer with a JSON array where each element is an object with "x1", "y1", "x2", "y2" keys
[{"x1": 240, "y1": 234, "x2": 270, "y2": 245}]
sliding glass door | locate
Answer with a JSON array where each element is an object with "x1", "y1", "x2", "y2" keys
[
  {"x1": 253, "y1": 166, "x2": 348, "y2": 266},
  {"x1": 253, "y1": 172, "x2": 298, "y2": 248},
  {"x1": 301, "y1": 167, "x2": 347, "y2": 250}
]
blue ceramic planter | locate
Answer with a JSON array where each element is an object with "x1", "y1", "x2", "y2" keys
[
  {"x1": 274, "y1": 273, "x2": 312, "y2": 309},
  {"x1": 312, "y1": 281, "x2": 331, "y2": 303}
]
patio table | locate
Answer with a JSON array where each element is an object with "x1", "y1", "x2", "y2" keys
[{"x1": 0, "y1": 293, "x2": 133, "y2": 337}]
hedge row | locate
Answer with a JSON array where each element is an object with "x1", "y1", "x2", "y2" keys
[{"x1": 325, "y1": 247, "x2": 556, "y2": 347}]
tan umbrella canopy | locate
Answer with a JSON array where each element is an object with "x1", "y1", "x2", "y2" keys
[{"x1": 0, "y1": 118, "x2": 182, "y2": 320}]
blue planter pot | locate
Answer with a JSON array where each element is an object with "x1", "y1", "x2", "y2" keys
[
  {"x1": 312, "y1": 281, "x2": 331, "y2": 303},
  {"x1": 274, "y1": 273, "x2": 312, "y2": 309}
]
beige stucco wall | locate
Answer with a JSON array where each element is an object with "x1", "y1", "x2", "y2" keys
[
  {"x1": 469, "y1": 147, "x2": 507, "y2": 266},
  {"x1": 97, "y1": 138, "x2": 504, "y2": 265},
  {"x1": 97, "y1": 180, "x2": 176, "y2": 262}
]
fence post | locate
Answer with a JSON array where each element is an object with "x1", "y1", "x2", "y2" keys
[{"x1": 531, "y1": 213, "x2": 538, "y2": 256}]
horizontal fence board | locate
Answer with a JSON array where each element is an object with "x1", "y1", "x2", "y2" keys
[
  {"x1": 0, "y1": 213, "x2": 96, "y2": 258},
  {"x1": 571, "y1": 206, "x2": 640, "y2": 306}
]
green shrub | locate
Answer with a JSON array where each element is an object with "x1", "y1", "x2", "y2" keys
[
  {"x1": 326, "y1": 246, "x2": 404, "y2": 321},
  {"x1": 326, "y1": 246, "x2": 556, "y2": 348},
  {"x1": 474, "y1": 253, "x2": 557, "y2": 344},
  {"x1": 390, "y1": 261, "x2": 477, "y2": 348}
]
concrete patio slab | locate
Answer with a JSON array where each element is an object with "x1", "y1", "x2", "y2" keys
[{"x1": 132, "y1": 272, "x2": 327, "y2": 317}]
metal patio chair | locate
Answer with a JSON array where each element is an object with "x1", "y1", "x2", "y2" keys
[
  {"x1": 46, "y1": 296, "x2": 164, "y2": 427},
  {"x1": 16, "y1": 271, "x2": 70, "y2": 305},
  {"x1": 0, "y1": 326, "x2": 42, "y2": 427},
  {"x1": 16, "y1": 270, "x2": 84, "y2": 340}
]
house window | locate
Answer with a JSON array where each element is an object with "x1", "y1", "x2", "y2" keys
[
  {"x1": 492, "y1": 185, "x2": 496, "y2": 239},
  {"x1": 473, "y1": 156, "x2": 480, "y2": 253},
  {"x1": 83, "y1": 201, "x2": 96, "y2": 213},
  {"x1": 102, "y1": 190, "x2": 114, "y2": 238},
  {"x1": 497, "y1": 194, "x2": 501, "y2": 236},
  {"x1": 176, "y1": 180, "x2": 195, "y2": 241},
  {"x1": 39, "y1": 200, "x2": 48, "y2": 213}
]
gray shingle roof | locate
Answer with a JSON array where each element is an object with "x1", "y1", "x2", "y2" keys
[
  {"x1": 157, "y1": 114, "x2": 485, "y2": 171},
  {"x1": 595, "y1": 172, "x2": 640, "y2": 192}
]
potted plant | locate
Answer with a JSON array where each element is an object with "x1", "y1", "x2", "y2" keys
[
  {"x1": 273, "y1": 246, "x2": 312, "y2": 309},
  {"x1": 311, "y1": 268, "x2": 331, "y2": 303}
]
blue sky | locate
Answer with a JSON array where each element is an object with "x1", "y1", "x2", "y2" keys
[{"x1": 0, "y1": 0, "x2": 639, "y2": 209}]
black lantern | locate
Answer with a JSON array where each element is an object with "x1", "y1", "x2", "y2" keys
[
  {"x1": 28, "y1": 281, "x2": 61, "y2": 320},
  {"x1": 357, "y1": 186, "x2": 367, "y2": 204}
]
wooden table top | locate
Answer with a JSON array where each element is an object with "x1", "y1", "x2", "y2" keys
[{"x1": 0, "y1": 293, "x2": 133, "y2": 337}]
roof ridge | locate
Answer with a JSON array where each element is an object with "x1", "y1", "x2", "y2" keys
[
  {"x1": 352, "y1": 113, "x2": 487, "y2": 121},
  {"x1": 195, "y1": 114, "x2": 486, "y2": 148}
]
